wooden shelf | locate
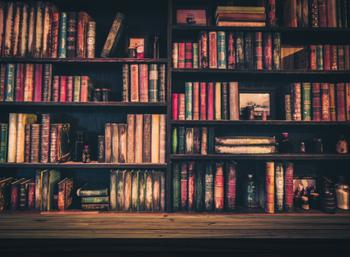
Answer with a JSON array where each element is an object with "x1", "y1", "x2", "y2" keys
[
  {"x1": 0, "y1": 162, "x2": 167, "y2": 170},
  {"x1": 170, "y1": 120, "x2": 350, "y2": 126},
  {"x1": 0, "y1": 57, "x2": 168, "y2": 64},
  {"x1": 170, "y1": 154, "x2": 350, "y2": 161}
]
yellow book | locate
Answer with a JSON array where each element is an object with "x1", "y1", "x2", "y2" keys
[
  {"x1": 135, "y1": 114, "x2": 143, "y2": 163},
  {"x1": 265, "y1": 162, "x2": 275, "y2": 214},
  {"x1": 159, "y1": 114, "x2": 166, "y2": 163},
  {"x1": 126, "y1": 114, "x2": 135, "y2": 163},
  {"x1": 215, "y1": 82, "x2": 222, "y2": 120},
  {"x1": 15, "y1": 114, "x2": 26, "y2": 163},
  {"x1": 151, "y1": 114, "x2": 160, "y2": 163},
  {"x1": 111, "y1": 123, "x2": 119, "y2": 163},
  {"x1": 7, "y1": 113, "x2": 18, "y2": 163}
]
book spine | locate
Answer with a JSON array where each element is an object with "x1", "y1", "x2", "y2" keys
[
  {"x1": 49, "y1": 125, "x2": 57, "y2": 162},
  {"x1": 312, "y1": 83, "x2": 321, "y2": 121},
  {"x1": 0, "y1": 4, "x2": 5, "y2": 56},
  {"x1": 180, "y1": 162, "x2": 188, "y2": 210},
  {"x1": 100, "y1": 13, "x2": 125, "y2": 58},
  {"x1": 104, "y1": 123, "x2": 112, "y2": 163},
  {"x1": 302, "y1": 82, "x2": 311, "y2": 120},
  {"x1": 209, "y1": 32, "x2": 218, "y2": 69},
  {"x1": 178, "y1": 94, "x2": 185, "y2": 120},
  {"x1": 215, "y1": 82, "x2": 222, "y2": 120},
  {"x1": 172, "y1": 93, "x2": 179, "y2": 120},
  {"x1": 292, "y1": 82, "x2": 302, "y2": 121},
  {"x1": 285, "y1": 94, "x2": 292, "y2": 120},
  {"x1": 122, "y1": 64, "x2": 129, "y2": 102},
  {"x1": 5, "y1": 64, "x2": 15, "y2": 101},
  {"x1": 185, "y1": 82, "x2": 193, "y2": 120},
  {"x1": 229, "y1": 82, "x2": 239, "y2": 120},
  {"x1": 15, "y1": 114, "x2": 26, "y2": 163},
  {"x1": 200, "y1": 82, "x2": 207, "y2": 120},
  {"x1": 267, "y1": 0, "x2": 277, "y2": 26},
  {"x1": 172, "y1": 163, "x2": 181, "y2": 210},
  {"x1": 111, "y1": 124, "x2": 119, "y2": 163},
  {"x1": 7, "y1": 113, "x2": 18, "y2": 162},
  {"x1": 284, "y1": 162, "x2": 294, "y2": 211},
  {"x1": 30, "y1": 124, "x2": 40, "y2": 162},
  {"x1": 76, "y1": 12, "x2": 86, "y2": 58},
  {"x1": 40, "y1": 114, "x2": 50, "y2": 163},
  {"x1": 118, "y1": 124, "x2": 127, "y2": 163},
  {"x1": 336, "y1": 83, "x2": 346, "y2": 121},
  {"x1": 195, "y1": 162, "x2": 203, "y2": 211},
  {"x1": 321, "y1": 83, "x2": 330, "y2": 120},
  {"x1": 199, "y1": 31, "x2": 208, "y2": 68},
  {"x1": 338, "y1": 45, "x2": 345, "y2": 70},
  {"x1": 66, "y1": 76, "x2": 73, "y2": 102},
  {"x1": 329, "y1": 83, "x2": 337, "y2": 121},
  {"x1": 134, "y1": 114, "x2": 143, "y2": 163},
  {"x1": 226, "y1": 162, "x2": 236, "y2": 210},
  {"x1": 324, "y1": 45, "x2": 331, "y2": 70},
  {"x1": 311, "y1": 0, "x2": 319, "y2": 27},
  {"x1": 87, "y1": 21, "x2": 96, "y2": 58},
  {"x1": 73, "y1": 76, "x2": 81, "y2": 102},
  {"x1": 42, "y1": 4, "x2": 51, "y2": 58},
  {"x1": 236, "y1": 32, "x2": 245, "y2": 69},
  {"x1": 126, "y1": 114, "x2": 135, "y2": 163},
  {"x1": 15, "y1": 64, "x2": 24, "y2": 101},
  {"x1": 244, "y1": 32, "x2": 253, "y2": 70},
  {"x1": 158, "y1": 64, "x2": 166, "y2": 102},
  {"x1": 178, "y1": 42, "x2": 185, "y2": 69},
  {"x1": 51, "y1": 11, "x2": 60, "y2": 58},
  {"x1": 172, "y1": 43, "x2": 178, "y2": 68},
  {"x1": 185, "y1": 42, "x2": 193, "y2": 69},
  {"x1": 217, "y1": 31, "x2": 226, "y2": 69},
  {"x1": 159, "y1": 115, "x2": 166, "y2": 163},
  {"x1": 139, "y1": 64, "x2": 149, "y2": 102},
  {"x1": 33, "y1": 64, "x2": 43, "y2": 102},
  {"x1": 263, "y1": 33, "x2": 272, "y2": 70},
  {"x1": 4, "y1": 2, "x2": 13, "y2": 56},
  {"x1": 331, "y1": 45, "x2": 338, "y2": 70},
  {"x1": 0, "y1": 124, "x2": 8, "y2": 162},
  {"x1": 201, "y1": 127, "x2": 208, "y2": 155},
  {"x1": 0, "y1": 65, "x2": 6, "y2": 101},
  {"x1": 172, "y1": 127, "x2": 178, "y2": 154},
  {"x1": 205, "y1": 163, "x2": 214, "y2": 211},
  {"x1": 178, "y1": 127, "x2": 185, "y2": 154},
  {"x1": 319, "y1": 0, "x2": 328, "y2": 27},
  {"x1": 80, "y1": 76, "x2": 89, "y2": 102},
  {"x1": 221, "y1": 82, "x2": 228, "y2": 120},
  {"x1": 24, "y1": 64, "x2": 34, "y2": 102},
  {"x1": 187, "y1": 161, "x2": 195, "y2": 211},
  {"x1": 255, "y1": 32, "x2": 263, "y2": 70},
  {"x1": 149, "y1": 64, "x2": 158, "y2": 102},
  {"x1": 214, "y1": 162, "x2": 224, "y2": 211},
  {"x1": 193, "y1": 82, "x2": 200, "y2": 120},
  {"x1": 347, "y1": 83, "x2": 350, "y2": 120},
  {"x1": 193, "y1": 43, "x2": 199, "y2": 69},
  {"x1": 265, "y1": 162, "x2": 275, "y2": 213},
  {"x1": 316, "y1": 45, "x2": 324, "y2": 70},
  {"x1": 24, "y1": 124, "x2": 31, "y2": 163},
  {"x1": 273, "y1": 33, "x2": 281, "y2": 70},
  {"x1": 275, "y1": 163, "x2": 284, "y2": 212},
  {"x1": 58, "y1": 12, "x2": 67, "y2": 58},
  {"x1": 33, "y1": 3, "x2": 43, "y2": 57},
  {"x1": 11, "y1": 184, "x2": 19, "y2": 210},
  {"x1": 81, "y1": 196, "x2": 109, "y2": 204},
  {"x1": 42, "y1": 64, "x2": 52, "y2": 102},
  {"x1": 327, "y1": 0, "x2": 337, "y2": 27},
  {"x1": 151, "y1": 114, "x2": 160, "y2": 163},
  {"x1": 207, "y1": 82, "x2": 214, "y2": 120},
  {"x1": 227, "y1": 32, "x2": 235, "y2": 69},
  {"x1": 345, "y1": 45, "x2": 350, "y2": 70},
  {"x1": 66, "y1": 12, "x2": 77, "y2": 58},
  {"x1": 185, "y1": 127, "x2": 194, "y2": 154}
]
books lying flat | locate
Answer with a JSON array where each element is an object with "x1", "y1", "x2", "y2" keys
[
  {"x1": 215, "y1": 136, "x2": 276, "y2": 145},
  {"x1": 215, "y1": 145, "x2": 276, "y2": 154}
]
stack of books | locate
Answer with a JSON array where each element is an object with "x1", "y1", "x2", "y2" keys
[
  {"x1": 215, "y1": 6, "x2": 266, "y2": 27},
  {"x1": 77, "y1": 187, "x2": 109, "y2": 211},
  {"x1": 110, "y1": 169, "x2": 165, "y2": 212},
  {"x1": 214, "y1": 136, "x2": 277, "y2": 154}
]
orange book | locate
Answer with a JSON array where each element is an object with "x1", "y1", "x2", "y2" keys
[{"x1": 265, "y1": 162, "x2": 275, "y2": 214}]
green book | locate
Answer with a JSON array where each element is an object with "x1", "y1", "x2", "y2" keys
[
  {"x1": 58, "y1": 12, "x2": 67, "y2": 58},
  {"x1": 273, "y1": 33, "x2": 281, "y2": 70},
  {"x1": 149, "y1": 64, "x2": 158, "y2": 102},
  {"x1": 302, "y1": 83, "x2": 311, "y2": 121},
  {"x1": 81, "y1": 196, "x2": 110, "y2": 204},
  {"x1": 178, "y1": 127, "x2": 185, "y2": 154},
  {"x1": 195, "y1": 162, "x2": 203, "y2": 211},
  {"x1": 5, "y1": 64, "x2": 15, "y2": 101},
  {"x1": 73, "y1": 76, "x2": 81, "y2": 102},
  {"x1": 158, "y1": 64, "x2": 166, "y2": 102},
  {"x1": 172, "y1": 127, "x2": 178, "y2": 154},
  {"x1": 0, "y1": 124, "x2": 8, "y2": 163},
  {"x1": 185, "y1": 127, "x2": 194, "y2": 154},
  {"x1": 185, "y1": 82, "x2": 193, "y2": 120},
  {"x1": 218, "y1": 31, "x2": 226, "y2": 69},
  {"x1": 47, "y1": 170, "x2": 61, "y2": 211},
  {"x1": 172, "y1": 163, "x2": 181, "y2": 211},
  {"x1": 236, "y1": 32, "x2": 244, "y2": 69},
  {"x1": 110, "y1": 170, "x2": 117, "y2": 210},
  {"x1": 204, "y1": 163, "x2": 214, "y2": 211},
  {"x1": 193, "y1": 43, "x2": 199, "y2": 69},
  {"x1": 77, "y1": 188, "x2": 109, "y2": 197},
  {"x1": 316, "y1": 45, "x2": 323, "y2": 70}
]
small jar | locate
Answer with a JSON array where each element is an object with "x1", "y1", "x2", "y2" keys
[
  {"x1": 93, "y1": 88, "x2": 102, "y2": 102},
  {"x1": 102, "y1": 88, "x2": 111, "y2": 102}
]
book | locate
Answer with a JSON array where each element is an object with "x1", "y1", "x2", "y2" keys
[
  {"x1": 188, "y1": 161, "x2": 195, "y2": 210},
  {"x1": 151, "y1": 115, "x2": 160, "y2": 163},
  {"x1": 214, "y1": 162, "x2": 224, "y2": 210},
  {"x1": 100, "y1": 12, "x2": 125, "y2": 57},
  {"x1": 143, "y1": 114, "x2": 152, "y2": 162},
  {"x1": 265, "y1": 162, "x2": 275, "y2": 213},
  {"x1": 226, "y1": 162, "x2": 236, "y2": 210},
  {"x1": 275, "y1": 163, "x2": 284, "y2": 212},
  {"x1": 58, "y1": 178, "x2": 73, "y2": 211},
  {"x1": 127, "y1": 114, "x2": 135, "y2": 163},
  {"x1": 180, "y1": 162, "x2": 188, "y2": 210}
]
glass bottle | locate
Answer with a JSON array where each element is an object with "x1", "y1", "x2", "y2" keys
[{"x1": 246, "y1": 173, "x2": 258, "y2": 209}]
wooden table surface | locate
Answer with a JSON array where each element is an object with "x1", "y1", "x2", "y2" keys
[{"x1": 1, "y1": 212, "x2": 350, "y2": 239}]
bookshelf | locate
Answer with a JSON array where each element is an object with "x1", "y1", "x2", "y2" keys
[{"x1": 0, "y1": 0, "x2": 350, "y2": 219}]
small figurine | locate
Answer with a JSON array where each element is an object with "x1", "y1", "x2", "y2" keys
[
  {"x1": 82, "y1": 144, "x2": 91, "y2": 163},
  {"x1": 336, "y1": 135, "x2": 348, "y2": 154}
]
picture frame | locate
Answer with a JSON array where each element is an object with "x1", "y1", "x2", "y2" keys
[{"x1": 176, "y1": 9, "x2": 208, "y2": 26}]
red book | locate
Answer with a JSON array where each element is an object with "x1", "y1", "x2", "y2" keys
[
  {"x1": 336, "y1": 83, "x2": 346, "y2": 121},
  {"x1": 200, "y1": 82, "x2": 207, "y2": 120},
  {"x1": 346, "y1": 83, "x2": 350, "y2": 120},
  {"x1": 321, "y1": 83, "x2": 330, "y2": 121},
  {"x1": 326, "y1": 0, "x2": 337, "y2": 27},
  {"x1": 284, "y1": 162, "x2": 294, "y2": 211},
  {"x1": 15, "y1": 64, "x2": 24, "y2": 101},
  {"x1": 330, "y1": 45, "x2": 338, "y2": 70},
  {"x1": 309, "y1": 45, "x2": 317, "y2": 70},
  {"x1": 187, "y1": 161, "x2": 195, "y2": 211},
  {"x1": 323, "y1": 45, "x2": 331, "y2": 70},
  {"x1": 345, "y1": 46, "x2": 350, "y2": 70},
  {"x1": 318, "y1": 0, "x2": 327, "y2": 27},
  {"x1": 172, "y1": 93, "x2": 179, "y2": 120},
  {"x1": 59, "y1": 76, "x2": 67, "y2": 102},
  {"x1": 264, "y1": 33, "x2": 272, "y2": 70},
  {"x1": 214, "y1": 163, "x2": 224, "y2": 211},
  {"x1": 25, "y1": 124, "x2": 31, "y2": 163},
  {"x1": 227, "y1": 32, "x2": 235, "y2": 69},
  {"x1": 209, "y1": 31, "x2": 217, "y2": 69},
  {"x1": 27, "y1": 183, "x2": 35, "y2": 209},
  {"x1": 267, "y1": 0, "x2": 277, "y2": 26},
  {"x1": 199, "y1": 31, "x2": 208, "y2": 68},
  {"x1": 180, "y1": 162, "x2": 188, "y2": 210},
  {"x1": 10, "y1": 184, "x2": 19, "y2": 210},
  {"x1": 338, "y1": 46, "x2": 345, "y2": 70},
  {"x1": 193, "y1": 82, "x2": 200, "y2": 120},
  {"x1": 255, "y1": 32, "x2": 263, "y2": 70},
  {"x1": 51, "y1": 11, "x2": 60, "y2": 58},
  {"x1": 185, "y1": 42, "x2": 193, "y2": 69},
  {"x1": 226, "y1": 162, "x2": 236, "y2": 210},
  {"x1": 139, "y1": 64, "x2": 149, "y2": 102},
  {"x1": 0, "y1": 65, "x2": 5, "y2": 101},
  {"x1": 52, "y1": 76, "x2": 60, "y2": 102},
  {"x1": 130, "y1": 64, "x2": 139, "y2": 102},
  {"x1": 178, "y1": 43, "x2": 185, "y2": 69},
  {"x1": 80, "y1": 76, "x2": 89, "y2": 102},
  {"x1": 207, "y1": 82, "x2": 214, "y2": 120},
  {"x1": 77, "y1": 12, "x2": 87, "y2": 58},
  {"x1": 312, "y1": 83, "x2": 321, "y2": 121},
  {"x1": 34, "y1": 64, "x2": 43, "y2": 102},
  {"x1": 67, "y1": 76, "x2": 73, "y2": 102},
  {"x1": 178, "y1": 94, "x2": 185, "y2": 120},
  {"x1": 329, "y1": 84, "x2": 336, "y2": 121}
]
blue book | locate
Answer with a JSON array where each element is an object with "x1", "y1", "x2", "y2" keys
[
  {"x1": 58, "y1": 12, "x2": 67, "y2": 58},
  {"x1": 5, "y1": 64, "x2": 15, "y2": 101}
]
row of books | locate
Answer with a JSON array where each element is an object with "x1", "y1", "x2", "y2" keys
[
  {"x1": 171, "y1": 127, "x2": 214, "y2": 155},
  {"x1": 214, "y1": 136, "x2": 277, "y2": 154},
  {"x1": 215, "y1": 6, "x2": 267, "y2": 27},
  {"x1": 172, "y1": 161, "x2": 300, "y2": 213},
  {"x1": 283, "y1": 44, "x2": 350, "y2": 71},
  {"x1": 285, "y1": 82, "x2": 350, "y2": 121},
  {"x1": 76, "y1": 187, "x2": 109, "y2": 211},
  {"x1": 172, "y1": 82, "x2": 239, "y2": 121},
  {"x1": 172, "y1": 32, "x2": 281, "y2": 70},
  {"x1": 110, "y1": 169, "x2": 165, "y2": 212},
  {"x1": 0, "y1": 170, "x2": 73, "y2": 212},
  {"x1": 0, "y1": 63, "x2": 94, "y2": 102},
  {"x1": 104, "y1": 114, "x2": 166, "y2": 164},
  {"x1": 3, "y1": 113, "x2": 70, "y2": 163},
  {"x1": 0, "y1": 1, "x2": 96, "y2": 58},
  {"x1": 284, "y1": 0, "x2": 349, "y2": 28},
  {"x1": 122, "y1": 64, "x2": 166, "y2": 103}
]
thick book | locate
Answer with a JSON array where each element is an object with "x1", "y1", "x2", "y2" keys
[
  {"x1": 214, "y1": 162, "x2": 224, "y2": 211},
  {"x1": 265, "y1": 162, "x2": 275, "y2": 213},
  {"x1": 134, "y1": 115, "x2": 143, "y2": 163},
  {"x1": 187, "y1": 162, "x2": 195, "y2": 211},
  {"x1": 284, "y1": 162, "x2": 294, "y2": 211},
  {"x1": 111, "y1": 123, "x2": 119, "y2": 163},
  {"x1": 336, "y1": 83, "x2": 346, "y2": 121},
  {"x1": 142, "y1": 114, "x2": 152, "y2": 162},
  {"x1": 226, "y1": 162, "x2": 236, "y2": 210},
  {"x1": 209, "y1": 32, "x2": 218, "y2": 69},
  {"x1": 215, "y1": 136, "x2": 276, "y2": 145},
  {"x1": 126, "y1": 114, "x2": 135, "y2": 163},
  {"x1": 139, "y1": 64, "x2": 149, "y2": 102},
  {"x1": 58, "y1": 178, "x2": 73, "y2": 211},
  {"x1": 180, "y1": 162, "x2": 188, "y2": 210},
  {"x1": 229, "y1": 82, "x2": 239, "y2": 120},
  {"x1": 275, "y1": 163, "x2": 284, "y2": 212},
  {"x1": 100, "y1": 12, "x2": 125, "y2": 57},
  {"x1": 151, "y1": 115, "x2": 160, "y2": 163},
  {"x1": 207, "y1": 82, "x2": 214, "y2": 120},
  {"x1": 104, "y1": 123, "x2": 112, "y2": 163},
  {"x1": 173, "y1": 162, "x2": 181, "y2": 210},
  {"x1": 215, "y1": 145, "x2": 276, "y2": 154}
]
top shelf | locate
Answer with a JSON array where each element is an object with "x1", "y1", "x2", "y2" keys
[{"x1": 0, "y1": 58, "x2": 168, "y2": 64}]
